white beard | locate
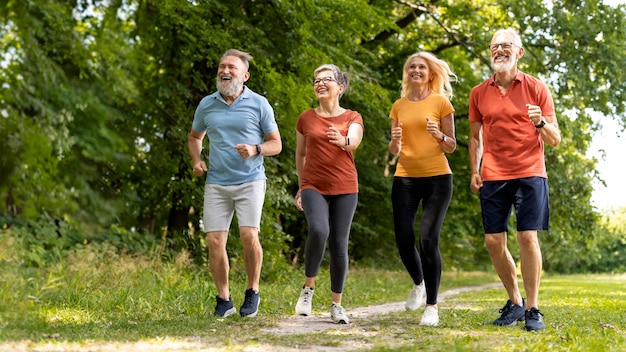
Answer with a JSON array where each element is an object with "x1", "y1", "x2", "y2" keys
[
  {"x1": 216, "y1": 76, "x2": 244, "y2": 97},
  {"x1": 491, "y1": 57, "x2": 515, "y2": 73}
]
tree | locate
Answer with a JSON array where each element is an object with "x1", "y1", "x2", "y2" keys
[{"x1": 2, "y1": 0, "x2": 624, "y2": 272}]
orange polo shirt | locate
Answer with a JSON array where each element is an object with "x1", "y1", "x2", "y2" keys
[{"x1": 468, "y1": 72, "x2": 555, "y2": 181}]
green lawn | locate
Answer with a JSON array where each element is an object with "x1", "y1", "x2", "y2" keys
[{"x1": 0, "y1": 243, "x2": 624, "y2": 351}]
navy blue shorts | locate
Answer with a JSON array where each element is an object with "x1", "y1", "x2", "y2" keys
[{"x1": 479, "y1": 177, "x2": 549, "y2": 233}]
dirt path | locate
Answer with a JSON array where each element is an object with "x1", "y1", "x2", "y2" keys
[{"x1": 262, "y1": 282, "x2": 502, "y2": 336}]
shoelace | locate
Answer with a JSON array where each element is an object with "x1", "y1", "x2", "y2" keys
[
  {"x1": 527, "y1": 309, "x2": 544, "y2": 320},
  {"x1": 243, "y1": 291, "x2": 255, "y2": 306},
  {"x1": 302, "y1": 291, "x2": 312, "y2": 303},
  {"x1": 498, "y1": 303, "x2": 512, "y2": 315},
  {"x1": 333, "y1": 305, "x2": 345, "y2": 315}
]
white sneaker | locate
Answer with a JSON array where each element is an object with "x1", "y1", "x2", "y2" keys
[
  {"x1": 405, "y1": 283, "x2": 426, "y2": 311},
  {"x1": 330, "y1": 303, "x2": 349, "y2": 324},
  {"x1": 420, "y1": 306, "x2": 439, "y2": 326},
  {"x1": 295, "y1": 286, "x2": 314, "y2": 316}
]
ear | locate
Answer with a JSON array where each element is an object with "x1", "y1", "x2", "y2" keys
[
  {"x1": 516, "y1": 47, "x2": 525, "y2": 60},
  {"x1": 243, "y1": 71, "x2": 250, "y2": 82}
]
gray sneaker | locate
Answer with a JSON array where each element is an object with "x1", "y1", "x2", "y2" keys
[
  {"x1": 295, "y1": 286, "x2": 314, "y2": 316},
  {"x1": 214, "y1": 295, "x2": 236, "y2": 317},
  {"x1": 330, "y1": 303, "x2": 349, "y2": 324},
  {"x1": 524, "y1": 307, "x2": 545, "y2": 331},
  {"x1": 239, "y1": 288, "x2": 260, "y2": 318},
  {"x1": 493, "y1": 298, "x2": 526, "y2": 326}
]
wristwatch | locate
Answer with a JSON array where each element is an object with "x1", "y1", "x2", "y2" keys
[
  {"x1": 255, "y1": 144, "x2": 262, "y2": 155},
  {"x1": 439, "y1": 135, "x2": 447, "y2": 144},
  {"x1": 535, "y1": 117, "x2": 546, "y2": 129}
]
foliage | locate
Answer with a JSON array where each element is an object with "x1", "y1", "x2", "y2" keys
[{"x1": 1, "y1": 0, "x2": 625, "y2": 273}]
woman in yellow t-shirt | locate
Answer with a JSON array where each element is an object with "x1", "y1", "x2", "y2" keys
[{"x1": 388, "y1": 51, "x2": 457, "y2": 327}]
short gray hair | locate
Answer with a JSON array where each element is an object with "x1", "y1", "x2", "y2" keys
[
  {"x1": 493, "y1": 28, "x2": 523, "y2": 47},
  {"x1": 313, "y1": 64, "x2": 350, "y2": 98},
  {"x1": 222, "y1": 49, "x2": 253, "y2": 71}
]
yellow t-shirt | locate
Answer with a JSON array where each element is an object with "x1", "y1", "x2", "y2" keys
[{"x1": 389, "y1": 94, "x2": 455, "y2": 177}]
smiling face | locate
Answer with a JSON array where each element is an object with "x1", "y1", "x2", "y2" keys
[
  {"x1": 216, "y1": 55, "x2": 249, "y2": 98},
  {"x1": 406, "y1": 57, "x2": 431, "y2": 88},
  {"x1": 490, "y1": 32, "x2": 524, "y2": 74},
  {"x1": 313, "y1": 69, "x2": 343, "y2": 102}
]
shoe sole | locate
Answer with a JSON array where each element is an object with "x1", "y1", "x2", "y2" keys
[
  {"x1": 295, "y1": 309, "x2": 311, "y2": 316},
  {"x1": 493, "y1": 320, "x2": 520, "y2": 326},
  {"x1": 215, "y1": 307, "x2": 236, "y2": 318}
]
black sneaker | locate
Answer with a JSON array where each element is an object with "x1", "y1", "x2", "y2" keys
[
  {"x1": 493, "y1": 298, "x2": 526, "y2": 326},
  {"x1": 214, "y1": 295, "x2": 236, "y2": 317},
  {"x1": 240, "y1": 288, "x2": 260, "y2": 317},
  {"x1": 525, "y1": 307, "x2": 545, "y2": 331}
]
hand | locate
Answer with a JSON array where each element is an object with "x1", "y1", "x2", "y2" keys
[
  {"x1": 193, "y1": 161, "x2": 208, "y2": 176},
  {"x1": 294, "y1": 189, "x2": 303, "y2": 211},
  {"x1": 426, "y1": 118, "x2": 442, "y2": 140},
  {"x1": 527, "y1": 104, "x2": 543, "y2": 126},
  {"x1": 327, "y1": 125, "x2": 346, "y2": 148},
  {"x1": 470, "y1": 173, "x2": 483, "y2": 194},
  {"x1": 234, "y1": 144, "x2": 255, "y2": 158},
  {"x1": 391, "y1": 122, "x2": 403, "y2": 141}
]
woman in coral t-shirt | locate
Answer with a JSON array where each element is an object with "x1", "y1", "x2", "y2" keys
[{"x1": 293, "y1": 64, "x2": 364, "y2": 324}]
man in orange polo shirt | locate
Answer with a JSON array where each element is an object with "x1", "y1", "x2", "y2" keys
[{"x1": 468, "y1": 28, "x2": 561, "y2": 331}]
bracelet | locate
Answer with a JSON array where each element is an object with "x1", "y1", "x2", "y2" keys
[{"x1": 345, "y1": 137, "x2": 350, "y2": 146}]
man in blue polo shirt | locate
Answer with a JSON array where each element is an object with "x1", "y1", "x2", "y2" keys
[{"x1": 188, "y1": 49, "x2": 282, "y2": 318}]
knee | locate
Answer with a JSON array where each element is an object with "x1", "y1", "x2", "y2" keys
[
  {"x1": 420, "y1": 237, "x2": 439, "y2": 252},
  {"x1": 484, "y1": 234, "x2": 505, "y2": 250},
  {"x1": 240, "y1": 227, "x2": 260, "y2": 246},
  {"x1": 517, "y1": 231, "x2": 539, "y2": 248},
  {"x1": 206, "y1": 232, "x2": 226, "y2": 251}
]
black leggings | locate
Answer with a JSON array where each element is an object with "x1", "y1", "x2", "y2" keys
[
  {"x1": 301, "y1": 189, "x2": 358, "y2": 294},
  {"x1": 392, "y1": 175, "x2": 452, "y2": 305}
]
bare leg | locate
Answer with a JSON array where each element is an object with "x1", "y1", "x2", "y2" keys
[
  {"x1": 240, "y1": 226, "x2": 262, "y2": 291},
  {"x1": 518, "y1": 230, "x2": 542, "y2": 309},
  {"x1": 304, "y1": 276, "x2": 316, "y2": 288},
  {"x1": 332, "y1": 291, "x2": 343, "y2": 305},
  {"x1": 207, "y1": 231, "x2": 230, "y2": 299},
  {"x1": 485, "y1": 232, "x2": 523, "y2": 305}
]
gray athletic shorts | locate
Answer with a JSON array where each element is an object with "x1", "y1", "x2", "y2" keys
[{"x1": 203, "y1": 179, "x2": 266, "y2": 232}]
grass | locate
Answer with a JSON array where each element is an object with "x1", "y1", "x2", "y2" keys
[{"x1": 0, "y1": 235, "x2": 624, "y2": 351}]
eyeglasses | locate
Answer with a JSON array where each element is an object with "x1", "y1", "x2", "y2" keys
[
  {"x1": 489, "y1": 42, "x2": 521, "y2": 51},
  {"x1": 312, "y1": 76, "x2": 336, "y2": 86}
]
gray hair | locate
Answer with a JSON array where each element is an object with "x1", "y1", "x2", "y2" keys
[
  {"x1": 222, "y1": 49, "x2": 253, "y2": 71},
  {"x1": 314, "y1": 64, "x2": 349, "y2": 98},
  {"x1": 493, "y1": 28, "x2": 523, "y2": 47}
]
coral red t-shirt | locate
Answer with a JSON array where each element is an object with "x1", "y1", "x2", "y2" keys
[
  {"x1": 468, "y1": 72, "x2": 555, "y2": 181},
  {"x1": 296, "y1": 109, "x2": 364, "y2": 195}
]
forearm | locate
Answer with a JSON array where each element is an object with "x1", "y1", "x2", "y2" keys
[
  {"x1": 187, "y1": 134, "x2": 203, "y2": 164},
  {"x1": 468, "y1": 139, "x2": 482, "y2": 174},
  {"x1": 258, "y1": 139, "x2": 282, "y2": 156},
  {"x1": 388, "y1": 139, "x2": 401, "y2": 155},
  {"x1": 538, "y1": 121, "x2": 561, "y2": 147}
]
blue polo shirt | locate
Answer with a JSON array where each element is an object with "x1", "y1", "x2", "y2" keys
[{"x1": 192, "y1": 86, "x2": 278, "y2": 185}]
